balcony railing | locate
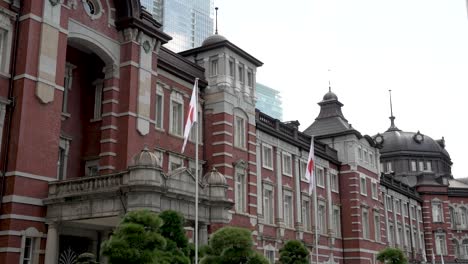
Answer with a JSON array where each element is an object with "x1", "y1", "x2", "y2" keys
[{"x1": 48, "y1": 173, "x2": 125, "y2": 197}]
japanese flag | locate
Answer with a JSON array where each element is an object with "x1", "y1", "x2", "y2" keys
[
  {"x1": 305, "y1": 136, "x2": 315, "y2": 195},
  {"x1": 181, "y1": 78, "x2": 199, "y2": 153}
]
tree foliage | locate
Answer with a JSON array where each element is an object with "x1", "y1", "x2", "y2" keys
[
  {"x1": 101, "y1": 210, "x2": 190, "y2": 264},
  {"x1": 376, "y1": 247, "x2": 408, "y2": 264},
  {"x1": 279, "y1": 240, "x2": 309, "y2": 264},
  {"x1": 200, "y1": 227, "x2": 269, "y2": 264}
]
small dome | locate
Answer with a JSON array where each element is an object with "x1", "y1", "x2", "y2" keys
[
  {"x1": 204, "y1": 167, "x2": 227, "y2": 185},
  {"x1": 380, "y1": 130, "x2": 450, "y2": 158},
  {"x1": 131, "y1": 147, "x2": 160, "y2": 167},
  {"x1": 323, "y1": 91, "x2": 338, "y2": 101},
  {"x1": 202, "y1": 34, "x2": 227, "y2": 46}
]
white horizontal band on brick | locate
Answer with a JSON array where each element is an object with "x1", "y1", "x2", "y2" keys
[
  {"x1": 248, "y1": 204, "x2": 257, "y2": 208},
  {"x1": 212, "y1": 152, "x2": 233, "y2": 157},
  {"x1": 248, "y1": 131, "x2": 256, "y2": 136},
  {"x1": 2, "y1": 195, "x2": 44, "y2": 206},
  {"x1": 13, "y1": 74, "x2": 64, "y2": 91},
  {"x1": 248, "y1": 141, "x2": 256, "y2": 146},
  {"x1": 100, "y1": 125, "x2": 118, "y2": 131},
  {"x1": 212, "y1": 131, "x2": 232, "y2": 136},
  {"x1": 99, "y1": 152, "x2": 117, "y2": 157},
  {"x1": 248, "y1": 182, "x2": 257, "y2": 187},
  {"x1": 100, "y1": 138, "x2": 118, "y2": 144},
  {"x1": 0, "y1": 247, "x2": 21, "y2": 253},
  {"x1": 120, "y1": 61, "x2": 139, "y2": 68},
  {"x1": 248, "y1": 151, "x2": 256, "y2": 155},
  {"x1": 248, "y1": 171, "x2": 256, "y2": 175},
  {"x1": 248, "y1": 161, "x2": 256, "y2": 166},
  {"x1": 19, "y1": 13, "x2": 42, "y2": 23},
  {"x1": 103, "y1": 86, "x2": 120, "y2": 92},
  {"x1": 0, "y1": 230, "x2": 47, "y2": 238},
  {"x1": 212, "y1": 121, "x2": 233, "y2": 126},
  {"x1": 5, "y1": 171, "x2": 55, "y2": 182},
  {"x1": 213, "y1": 163, "x2": 233, "y2": 168},
  {"x1": 99, "y1": 166, "x2": 116, "y2": 171},
  {"x1": 212, "y1": 141, "x2": 233, "y2": 146},
  {"x1": 0, "y1": 214, "x2": 45, "y2": 222},
  {"x1": 102, "y1": 99, "x2": 119, "y2": 104}
]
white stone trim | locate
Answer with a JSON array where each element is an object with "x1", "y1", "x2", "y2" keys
[
  {"x1": 102, "y1": 99, "x2": 118, "y2": 104},
  {"x1": 212, "y1": 141, "x2": 233, "y2": 146},
  {"x1": 212, "y1": 152, "x2": 233, "y2": 157},
  {"x1": 212, "y1": 121, "x2": 233, "y2": 126},
  {"x1": 2, "y1": 195, "x2": 44, "y2": 206},
  {"x1": 0, "y1": 247, "x2": 21, "y2": 253},
  {"x1": 103, "y1": 86, "x2": 119, "y2": 92},
  {"x1": 212, "y1": 131, "x2": 232, "y2": 136},
  {"x1": 99, "y1": 152, "x2": 117, "y2": 157},
  {"x1": 5, "y1": 171, "x2": 55, "y2": 182},
  {"x1": 0, "y1": 214, "x2": 45, "y2": 222},
  {"x1": 100, "y1": 138, "x2": 117, "y2": 143},
  {"x1": 100, "y1": 125, "x2": 118, "y2": 130}
]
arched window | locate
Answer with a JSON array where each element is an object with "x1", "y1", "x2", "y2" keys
[{"x1": 461, "y1": 207, "x2": 468, "y2": 228}]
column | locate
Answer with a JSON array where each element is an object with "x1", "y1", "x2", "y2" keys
[
  {"x1": 199, "y1": 224, "x2": 208, "y2": 245},
  {"x1": 276, "y1": 149, "x2": 283, "y2": 223},
  {"x1": 256, "y1": 143, "x2": 263, "y2": 217},
  {"x1": 294, "y1": 157, "x2": 301, "y2": 226},
  {"x1": 44, "y1": 223, "x2": 59, "y2": 264},
  {"x1": 383, "y1": 192, "x2": 390, "y2": 245}
]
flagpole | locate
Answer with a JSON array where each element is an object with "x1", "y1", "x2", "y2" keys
[
  {"x1": 195, "y1": 83, "x2": 199, "y2": 264},
  {"x1": 314, "y1": 183, "x2": 319, "y2": 264}
]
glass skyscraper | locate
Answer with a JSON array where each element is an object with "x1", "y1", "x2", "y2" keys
[
  {"x1": 255, "y1": 83, "x2": 283, "y2": 121},
  {"x1": 141, "y1": 0, "x2": 214, "y2": 52}
]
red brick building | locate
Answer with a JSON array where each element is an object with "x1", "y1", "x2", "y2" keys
[{"x1": 0, "y1": 1, "x2": 464, "y2": 264}]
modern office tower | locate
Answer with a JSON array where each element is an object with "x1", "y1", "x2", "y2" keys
[
  {"x1": 141, "y1": 0, "x2": 214, "y2": 52},
  {"x1": 255, "y1": 83, "x2": 283, "y2": 120}
]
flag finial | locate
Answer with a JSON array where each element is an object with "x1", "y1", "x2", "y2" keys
[
  {"x1": 387, "y1": 89, "x2": 401, "y2": 132},
  {"x1": 215, "y1": 7, "x2": 219, "y2": 35}
]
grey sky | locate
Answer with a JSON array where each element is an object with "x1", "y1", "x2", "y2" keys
[{"x1": 214, "y1": 0, "x2": 468, "y2": 178}]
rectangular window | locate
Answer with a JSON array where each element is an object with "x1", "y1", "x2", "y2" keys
[
  {"x1": 331, "y1": 173, "x2": 339, "y2": 192},
  {"x1": 264, "y1": 187, "x2": 274, "y2": 224},
  {"x1": 387, "y1": 196, "x2": 393, "y2": 212},
  {"x1": 362, "y1": 209, "x2": 369, "y2": 239},
  {"x1": 62, "y1": 63, "x2": 75, "y2": 114},
  {"x1": 262, "y1": 144, "x2": 273, "y2": 169},
  {"x1": 170, "y1": 99, "x2": 183, "y2": 136},
  {"x1": 0, "y1": 28, "x2": 8, "y2": 74},
  {"x1": 229, "y1": 59, "x2": 235, "y2": 78},
  {"x1": 318, "y1": 203, "x2": 326, "y2": 234},
  {"x1": 333, "y1": 206, "x2": 341, "y2": 237},
  {"x1": 22, "y1": 237, "x2": 35, "y2": 264},
  {"x1": 265, "y1": 250, "x2": 275, "y2": 264},
  {"x1": 395, "y1": 199, "x2": 401, "y2": 215},
  {"x1": 369, "y1": 152, "x2": 374, "y2": 167},
  {"x1": 300, "y1": 160, "x2": 307, "y2": 180},
  {"x1": 316, "y1": 167, "x2": 325, "y2": 187},
  {"x1": 403, "y1": 203, "x2": 408, "y2": 217},
  {"x1": 397, "y1": 225, "x2": 403, "y2": 246},
  {"x1": 364, "y1": 149, "x2": 368, "y2": 163},
  {"x1": 235, "y1": 170, "x2": 246, "y2": 212},
  {"x1": 284, "y1": 192, "x2": 293, "y2": 227},
  {"x1": 411, "y1": 206, "x2": 416, "y2": 220},
  {"x1": 432, "y1": 202, "x2": 443, "y2": 222},
  {"x1": 155, "y1": 86, "x2": 164, "y2": 129},
  {"x1": 358, "y1": 147, "x2": 363, "y2": 161},
  {"x1": 417, "y1": 208, "x2": 422, "y2": 222},
  {"x1": 426, "y1": 161, "x2": 432, "y2": 172},
  {"x1": 85, "y1": 159, "x2": 99, "y2": 177},
  {"x1": 234, "y1": 116, "x2": 246, "y2": 148},
  {"x1": 419, "y1": 161, "x2": 425, "y2": 171},
  {"x1": 374, "y1": 212, "x2": 380, "y2": 242},
  {"x1": 411, "y1": 160, "x2": 417, "y2": 171},
  {"x1": 169, "y1": 155, "x2": 183, "y2": 171},
  {"x1": 405, "y1": 228, "x2": 410, "y2": 247},
  {"x1": 389, "y1": 224, "x2": 394, "y2": 245},
  {"x1": 302, "y1": 199, "x2": 311, "y2": 231},
  {"x1": 247, "y1": 70, "x2": 253, "y2": 87},
  {"x1": 57, "y1": 138, "x2": 70, "y2": 180},
  {"x1": 360, "y1": 176, "x2": 367, "y2": 196},
  {"x1": 371, "y1": 181, "x2": 378, "y2": 199},
  {"x1": 386, "y1": 162, "x2": 393, "y2": 172},
  {"x1": 238, "y1": 64, "x2": 245, "y2": 83},
  {"x1": 93, "y1": 79, "x2": 103, "y2": 120},
  {"x1": 282, "y1": 153, "x2": 292, "y2": 176},
  {"x1": 210, "y1": 58, "x2": 218, "y2": 76},
  {"x1": 435, "y1": 234, "x2": 447, "y2": 255}
]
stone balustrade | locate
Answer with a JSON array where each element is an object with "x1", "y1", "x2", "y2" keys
[{"x1": 48, "y1": 173, "x2": 125, "y2": 197}]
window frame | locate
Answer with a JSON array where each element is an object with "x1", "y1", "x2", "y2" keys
[
  {"x1": 331, "y1": 172, "x2": 339, "y2": 193},
  {"x1": 360, "y1": 175, "x2": 367, "y2": 196},
  {"x1": 168, "y1": 155, "x2": 183, "y2": 171},
  {"x1": 263, "y1": 184, "x2": 274, "y2": 224},
  {"x1": 283, "y1": 190, "x2": 294, "y2": 228},
  {"x1": 302, "y1": 197, "x2": 311, "y2": 231},
  {"x1": 238, "y1": 63, "x2": 245, "y2": 84},
  {"x1": 371, "y1": 181, "x2": 378, "y2": 199},
  {"x1": 316, "y1": 167, "x2": 325, "y2": 188},
  {"x1": 318, "y1": 202, "x2": 326, "y2": 234},
  {"x1": 234, "y1": 115, "x2": 246, "y2": 149},
  {"x1": 282, "y1": 152, "x2": 293, "y2": 176},
  {"x1": 411, "y1": 160, "x2": 417, "y2": 171},
  {"x1": 169, "y1": 91, "x2": 184, "y2": 136},
  {"x1": 435, "y1": 233, "x2": 447, "y2": 255},
  {"x1": 332, "y1": 205, "x2": 341, "y2": 237},
  {"x1": 155, "y1": 84, "x2": 164, "y2": 130},
  {"x1": 374, "y1": 211, "x2": 381, "y2": 242},
  {"x1": 432, "y1": 201, "x2": 444, "y2": 223},
  {"x1": 92, "y1": 79, "x2": 104, "y2": 120},
  {"x1": 209, "y1": 57, "x2": 218, "y2": 76},
  {"x1": 262, "y1": 144, "x2": 273, "y2": 170},
  {"x1": 0, "y1": 14, "x2": 12, "y2": 75},
  {"x1": 362, "y1": 208, "x2": 370, "y2": 239},
  {"x1": 235, "y1": 165, "x2": 247, "y2": 213}
]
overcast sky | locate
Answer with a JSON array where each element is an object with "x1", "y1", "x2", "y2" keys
[{"x1": 213, "y1": 0, "x2": 468, "y2": 178}]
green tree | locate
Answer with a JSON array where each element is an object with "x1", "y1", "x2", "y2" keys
[
  {"x1": 101, "y1": 210, "x2": 190, "y2": 264},
  {"x1": 376, "y1": 247, "x2": 408, "y2": 264},
  {"x1": 279, "y1": 240, "x2": 309, "y2": 264},
  {"x1": 76, "y1": 253, "x2": 98, "y2": 264},
  {"x1": 200, "y1": 227, "x2": 269, "y2": 264}
]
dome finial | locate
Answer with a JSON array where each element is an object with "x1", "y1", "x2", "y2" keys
[
  {"x1": 215, "y1": 7, "x2": 219, "y2": 35},
  {"x1": 387, "y1": 89, "x2": 401, "y2": 132},
  {"x1": 328, "y1": 69, "x2": 332, "y2": 92}
]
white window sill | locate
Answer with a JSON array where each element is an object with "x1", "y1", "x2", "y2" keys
[
  {"x1": 262, "y1": 165, "x2": 273, "y2": 171},
  {"x1": 0, "y1": 72, "x2": 11, "y2": 78},
  {"x1": 169, "y1": 132, "x2": 184, "y2": 139},
  {"x1": 154, "y1": 127, "x2": 165, "y2": 132},
  {"x1": 283, "y1": 172, "x2": 293, "y2": 177},
  {"x1": 61, "y1": 112, "x2": 71, "y2": 120},
  {"x1": 90, "y1": 118, "x2": 102, "y2": 122}
]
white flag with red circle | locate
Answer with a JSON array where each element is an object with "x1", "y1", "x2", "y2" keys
[
  {"x1": 181, "y1": 78, "x2": 199, "y2": 153},
  {"x1": 305, "y1": 136, "x2": 315, "y2": 195}
]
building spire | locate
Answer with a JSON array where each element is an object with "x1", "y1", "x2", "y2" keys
[
  {"x1": 328, "y1": 69, "x2": 332, "y2": 92},
  {"x1": 387, "y1": 89, "x2": 400, "y2": 131},
  {"x1": 215, "y1": 7, "x2": 219, "y2": 35}
]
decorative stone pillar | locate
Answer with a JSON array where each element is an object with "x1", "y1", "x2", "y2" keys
[
  {"x1": 44, "y1": 222, "x2": 59, "y2": 264},
  {"x1": 256, "y1": 142, "x2": 263, "y2": 217},
  {"x1": 276, "y1": 149, "x2": 283, "y2": 224}
]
